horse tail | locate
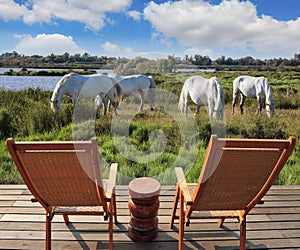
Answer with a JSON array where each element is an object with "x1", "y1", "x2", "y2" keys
[
  {"x1": 232, "y1": 76, "x2": 241, "y2": 95},
  {"x1": 217, "y1": 79, "x2": 225, "y2": 120},
  {"x1": 148, "y1": 76, "x2": 156, "y2": 110},
  {"x1": 210, "y1": 77, "x2": 225, "y2": 120},
  {"x1": 111, "y1": 77, "x2": 122, "y2": 106},
  {"x1": 232, "y1": 76, "x2": 242, "y2": 114},
  {"x1": 178, "y1": 85, "x2": 185, "y2": 113}
]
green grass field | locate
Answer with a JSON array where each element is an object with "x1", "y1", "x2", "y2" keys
[{"x1": 0, "y1": 70, "x2": 299, "y2": 185}]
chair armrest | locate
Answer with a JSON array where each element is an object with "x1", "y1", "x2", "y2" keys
[
  {"x1": 175, "y1": 167, "x2": 193, "y2": 205},
  {"x1": 106, "y1": 163, "x2": 118, "y2": 199}
]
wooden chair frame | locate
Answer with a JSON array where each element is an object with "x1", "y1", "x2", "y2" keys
[
  {"x1": 170, "y1": 135, "x2": 296, "y2": 250},
  {"x1": 7, "y1": 138, "x2": 118, "y2": 250}
]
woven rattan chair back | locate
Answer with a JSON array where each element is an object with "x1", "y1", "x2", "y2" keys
[
  {"x1": 7, "y1": 138, "x2": 118, "y2": 250},
  {"x1": 192, "y1": 136, "x2": 292, "y2": 212},
  {"x1": 170, "y1": 135, "x2": 296, "y2": 250}
]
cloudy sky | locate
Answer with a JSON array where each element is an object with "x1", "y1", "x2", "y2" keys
[{"x1": 0, "y1": 0, "x2": 299, "y2": 59}]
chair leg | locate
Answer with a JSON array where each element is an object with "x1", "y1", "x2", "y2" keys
[
  {"x1": 170, "y1": 184, "x2": 180, "y2": 229},
  {"x1": 109, "y1": 211, "x2": 113, "y2": 250},
  {"x1": 178, "y1": 190, "x2": 184, "y2": 250},
  {"x1": 218, "y1": 218, "x2": 225, "y2": 228},
  {"x1": 63, "y1": 214, "x2": 69, "y2": 224},
  {"x1": 46, "y1": 213, "x2": 53, "y2": 250},
  {"x1": 112, "y1": 192, "x2": 118, "y2": 224},
  {"x1": 240, "y1": 217, "x2": 247, "y2": 250}
]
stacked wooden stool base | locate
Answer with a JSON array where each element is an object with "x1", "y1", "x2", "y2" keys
[{"x1": 128, "y1": 177, "x2": 161, "y2": 242}]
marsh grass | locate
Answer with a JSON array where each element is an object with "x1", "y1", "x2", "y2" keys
[{"x1": 0, "y1": 71, "x2": 299, "y2": 184}]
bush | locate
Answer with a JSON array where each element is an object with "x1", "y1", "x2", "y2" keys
[{"x1": 0, "y1": 108, "x2": 14, "y2": 139}]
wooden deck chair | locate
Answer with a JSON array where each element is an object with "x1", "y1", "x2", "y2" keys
[
  {"x1": 7, "y1": 138, "x2": 118, "y2": 250},
  {"x1": 170, "y1": 135, "x2": 296, "y2": 250}
]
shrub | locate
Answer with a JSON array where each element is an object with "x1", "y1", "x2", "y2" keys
[{"x1": 0, "y1": 108, "x2": 14, "y2": 139}]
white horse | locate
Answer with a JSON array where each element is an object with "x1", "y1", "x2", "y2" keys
[
  {"x1": 178, "y1": 76, "x2": 225, "y2": 120},
  {"x1": 50, "y1": 73, "x2": 122, "y2": 115},
  {"x1": 232, "y1": 75, "x2": 275, "y2": 117},
  {"x1": 108, "y1": 73, "x2": 156, "y2": 111}
]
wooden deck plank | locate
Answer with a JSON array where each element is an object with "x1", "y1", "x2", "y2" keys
[
  {"x1": 0, "y1": 225, "x2": 298, "y2": 242},
  {"x1": 0, "y1": 185, "x2": 299, "y2": 249},
  {"x1": 0, "y1": 229, "x2": 293, "y2": 242}
]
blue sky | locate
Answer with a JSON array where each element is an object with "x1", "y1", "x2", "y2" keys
[{"x1": 0, "y1": 0, "x2": 299, "y2": 59}]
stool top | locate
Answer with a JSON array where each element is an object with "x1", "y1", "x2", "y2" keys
[{"x1": 128, "y1": 177, "x2": 161, "y2": 200}]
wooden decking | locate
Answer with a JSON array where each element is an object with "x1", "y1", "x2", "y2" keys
[{"x1": 0, "y1": 185, "x2": 300, "y2": 249}]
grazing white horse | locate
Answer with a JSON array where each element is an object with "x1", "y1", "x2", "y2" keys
[
  {"x1": 178, "y1": 76, "x2": 225, "y2": 120},
  {"x1": 232, "y1": 75, "x2": 275, "y2": 117},
  {"x1": 50, "y1": 73, "x2": 122, "y2": 115},
  {"x1": 108, "y1": 73, "x2": 156, "y2": 111}
]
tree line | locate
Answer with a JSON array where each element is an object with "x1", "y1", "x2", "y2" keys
[
  {"x1": 0, "y1": 51, "x2": 112, "y2": 69},
  {"x1": 186, "y1": 53, "x2": 300, "y2": 67},
  {"x1": 1, "y1": 51, "x2": 300, "y2": 72}
]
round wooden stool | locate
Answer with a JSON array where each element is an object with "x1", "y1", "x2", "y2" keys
[{"x1": 128, "y1": 177, "x2": 161, "y2": 242}]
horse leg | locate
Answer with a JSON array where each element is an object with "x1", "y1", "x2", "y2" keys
[
  {"x1": 113, "y1": 106, "x2": 119, "y2": 116},
  {"x1": 150, "y1": 95, "x2": 155, "y2": 111},
  {"x1": 183, "y1": 94, "x2": 188, "y2": 117},
  {"x1": 208, "y1": 100, "x2": 215, "y2": 119},
  {"x1": 94, "y1": 95, "x2": 103, "y2": 117},
  {"x1": 256, "y1": 96, "x2": 262, "y2": 115},
  {"x1": 107, "y1": 99, "x2": 111, "y2": 112},
  {"x1": 232, "y1": 93, "x2": 238, "y2": 114},
  {"x1": 139, "y1": 91, "x2": 144, "y2": 111},
  {"x1": 108, "y1": 99, "x2": 118, "y2": 116},
  {"x1": 239, "y1": 93, "x2": 246, "y2": 115},
  {"x1": 195, "y1": 104, "x2": 200, "y2": 115},
  {"x1": 103, "y1": 99, "x2": 107, "y2": 116},
  {"x1": 148, "y1": 88, "x2": 155, "y2": 111}
]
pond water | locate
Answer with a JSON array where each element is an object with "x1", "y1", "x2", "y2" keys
[
  {"x1": 0, "y1": 75, "x2": 61, "y2": 91},
  {"x1": 0, "y1": 68, "x2": 113, "y2": 91}
]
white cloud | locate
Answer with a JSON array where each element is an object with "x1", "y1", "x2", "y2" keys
[
  {"x1": 102, "y1": 41, "x2": 134, "y2": 56},
  {"x1": 102, "y1": 41, "x2": 122, "y2": 54},
  {"x1": 127, "y1": 10, "x2": 142, "y2": 21},
  {"x1": 0, "y1": 0, "x2": 29, "y2": 21},
  {"x1": 144, "y1": 0, "x2": 300, "y2": 58},
  {"x1": 14, "y1": 33, "x2": 85, "y2": 55},
  {"x1": 0, "y1": 0, "x2": 132, "y2": 31}
]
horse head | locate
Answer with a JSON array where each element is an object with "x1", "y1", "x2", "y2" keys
[
  {"x1": 50, "y1": 73, "x2": 74, "y2": 112},
  {"x1": 264, "y1": 78, "x2": 275, "y2": 117},
  {"x1": 50, "y1": 98, "x2": 60, "y2": 112},
  {"x1": 266, "y1": 95, "x2": 275, "y2": 117}
]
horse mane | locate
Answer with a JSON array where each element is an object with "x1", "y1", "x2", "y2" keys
[
  {"x1": 51, "y1": 73, "x2": 79, "y2": 105},
  {"x1": 55, "y1": 73, "x2": 77, "y2": 90}
]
